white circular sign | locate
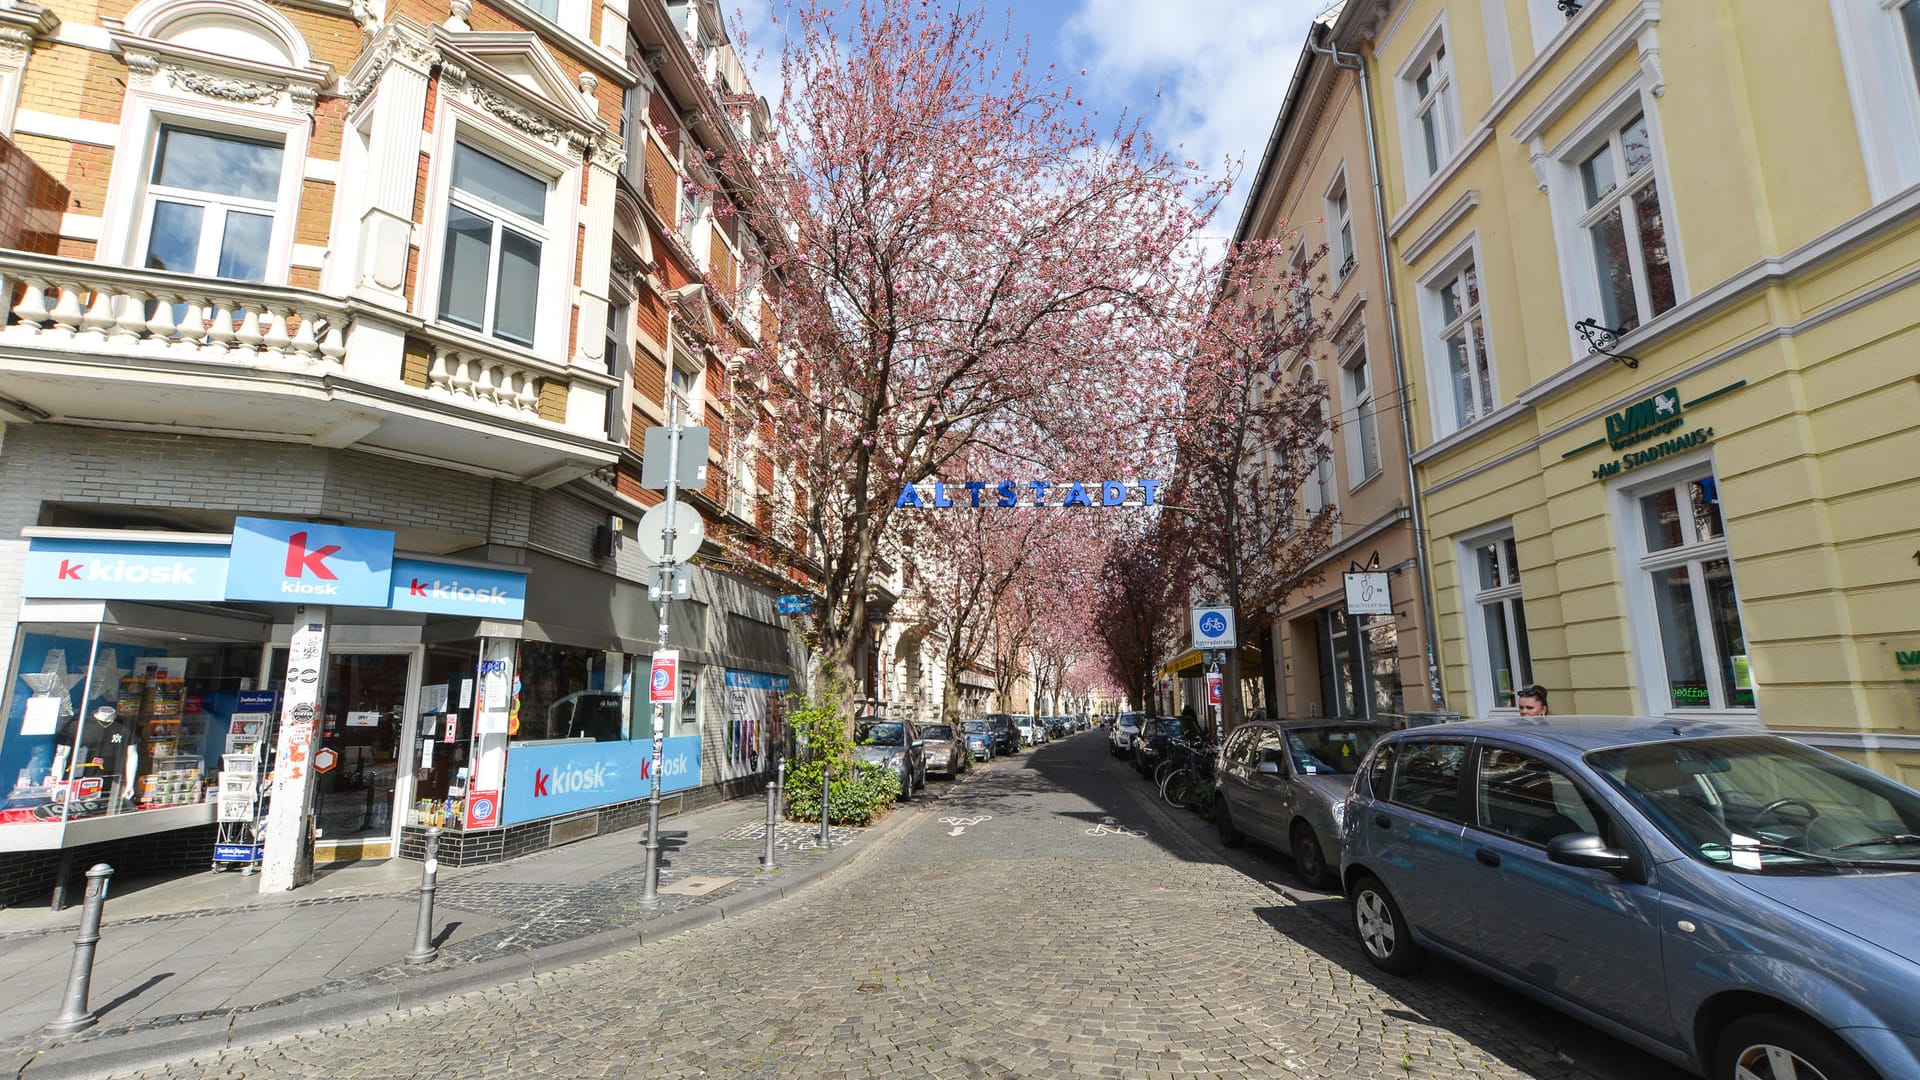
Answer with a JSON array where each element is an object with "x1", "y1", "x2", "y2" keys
[{"x1": 637, "y1": 501, "x2": 704, "y2": 563}]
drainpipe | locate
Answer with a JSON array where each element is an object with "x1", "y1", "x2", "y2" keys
[{"x1": 1308, "y1": 30, "x2": 1447, "y2": 712}]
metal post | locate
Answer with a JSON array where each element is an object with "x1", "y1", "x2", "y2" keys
[
  {"x1": 45, "y1": 863, "x2": 112, "y2": 1035},
  {"x1": 759, "y1": 780, "x2": 778, "y2": 871},
  {"x1": 640, "y1": 393, "x2": 684, "y2": 907},
  {"x1": 405, "y1": 828, "x2": 442, "y2": 964},
  {"x1": 818, "y1": 766, "x2": 831, "y2": 849}
]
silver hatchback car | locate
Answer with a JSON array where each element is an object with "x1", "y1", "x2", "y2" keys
[{"x1": 1213, "y1": 719, "x2": 1388, "y2": 886}]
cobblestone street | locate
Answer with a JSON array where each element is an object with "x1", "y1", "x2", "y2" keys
[{"x1": 129, "y1": 733, "x2": 1685, "y2": 1079}]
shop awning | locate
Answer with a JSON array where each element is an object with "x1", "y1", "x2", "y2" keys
[{"x1": 1158, "y1": 641, "x2": 1263, "y2": 680}]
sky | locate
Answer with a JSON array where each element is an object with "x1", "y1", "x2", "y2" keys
[{"x1": 727, "y1": 0, "x2": 1332, "y2": 236}]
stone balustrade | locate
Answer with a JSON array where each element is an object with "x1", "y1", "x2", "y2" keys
[
  {"x1": 421, "y1": 337, "x2": 547, "y2": 419},
  {"x1": 0, "y1": 252, "x2": 347, "y2": 370}
]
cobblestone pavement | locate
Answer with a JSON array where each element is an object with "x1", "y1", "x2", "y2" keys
[{"x1": 128, "y1": 734, "x2": 1682, "y2": 1079}]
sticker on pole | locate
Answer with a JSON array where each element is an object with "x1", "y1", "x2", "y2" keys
[
  {"x1": 313, "y1": 747, "x2": 339, "y2": 773},
  {"x1": 1206, "y1": 672, "x2": 1223, "y2": 706},
  {"x1": 649, "y1": 650, "x2": 680, "y2": 704},
  {"x1": 464, "y1": 789, "x2": 501, "y2": 830}
]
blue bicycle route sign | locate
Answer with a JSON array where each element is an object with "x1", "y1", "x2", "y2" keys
[{"x1": 1191, "y1": 606, "x2": 1236, "y2": 649}]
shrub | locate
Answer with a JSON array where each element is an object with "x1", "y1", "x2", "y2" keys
[{"x1": 784, "y1": 758, "x2": 898, "y2": 826}]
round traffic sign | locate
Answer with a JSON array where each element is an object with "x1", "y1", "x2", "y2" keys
[
  {"x1": 637, "y1": 501, "x2": 704, "y2": 563},
  {"x1": 1198, "y1": 611, "x2": 1228, "y2": 638},
  {"x1": 652, "y1": 667, "x2": 671, "y2": 693}
]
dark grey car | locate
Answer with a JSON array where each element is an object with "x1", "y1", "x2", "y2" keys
[
  {"x1": 854, "y1": 718, "x2": 926, "y2": 800},
  {"x1": 1214, "y1": 719, "x2": 1387, "y2": 886}
]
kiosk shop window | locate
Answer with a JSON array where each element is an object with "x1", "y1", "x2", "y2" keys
[
  {"x1": 3, "y1": 625, "x2": 263, "y2": 826},
  {"x1": 513, "y1": 640, "x2": 637, "y2": 743}
]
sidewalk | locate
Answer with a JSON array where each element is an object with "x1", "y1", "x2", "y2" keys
[{"x1": 0, "y1": 791, "x2": 905, "y2": 1079}]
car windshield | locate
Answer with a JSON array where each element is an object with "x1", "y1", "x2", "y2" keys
[
  {"x1": 1118, "y1": 714, "x2": 1143, "y2": 730},
  {"x1": 1589, "y1": 736, "x2": 1920, "y2": 873},
  {"x1": 961, "y1": 721, "x2": 988, "y2": 734},
  {"x1": 1285, "y1": 725, "x2": 1384, "y2": 776},
  {"x1": 1145, "y1": 718, "x2": 1184, "y2": 738},
  {"x1": 857, "y1": 722, "x2": 905, "y2": 747},
  {"x1": 921, "y1": 724, "x2": 954, "y2": 740}
]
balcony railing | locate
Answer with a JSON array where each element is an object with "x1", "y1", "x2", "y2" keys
[{"x1": 0, "y1": 252, "x2": 349, "y2": 370}]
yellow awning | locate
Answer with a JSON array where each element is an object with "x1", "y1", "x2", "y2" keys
[{"x1": 1158, "y1": 641, "x2": 1263, "y2": 680}]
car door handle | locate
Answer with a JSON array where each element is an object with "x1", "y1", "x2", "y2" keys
[
  {"x1": 1373, "y1": 814, "x2": 1391, "y2": 830},
  {"x1": 1475, "y1": 849, "x2": 1501, "y2": 868}
]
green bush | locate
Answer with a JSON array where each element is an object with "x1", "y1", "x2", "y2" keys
[{"x1": 783, "y1": 758, "x2": 899, "y2": 826}]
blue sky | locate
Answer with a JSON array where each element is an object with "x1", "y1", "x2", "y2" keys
[{"x1": 728, "y1": 0, "x2": 1331, "y2": 235}]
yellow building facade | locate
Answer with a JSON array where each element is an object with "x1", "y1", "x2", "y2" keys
[{"x1": 1327, "y1": 0, "x2": 1920, "y2": 778}]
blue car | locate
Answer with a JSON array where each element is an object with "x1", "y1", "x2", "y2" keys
[
  {"x1": 1341, "y1": 716, "x2": 1920, "y2": 1080},
  {"x1": 960, "y1": 719, "x2": 994, "y2": 764}
]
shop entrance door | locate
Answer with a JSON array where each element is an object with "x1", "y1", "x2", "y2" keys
[{"x1": 266, "y1": 647, "x2": 419, "y2": 860}]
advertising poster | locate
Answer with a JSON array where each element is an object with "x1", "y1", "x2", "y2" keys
[
  {"x1": 500, "y1": 736, "x2": 701, "y2": 825},
  {"x1": 721, "y1": 670, "x2": 788, "y2": 780}
]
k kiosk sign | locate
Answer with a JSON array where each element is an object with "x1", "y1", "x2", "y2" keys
[
  {"x1": 21, "y1": 518, "x2": 528, "y2": 619},
  {"x1": 225, "y1": 517, "x2": 396, "y2": 605}
]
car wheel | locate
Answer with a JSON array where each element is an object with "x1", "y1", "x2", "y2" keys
[
  {"x1": 1351, "y1": 875, "x2": 1422, "y2": 975},
  {"x1": 1714, "y1": 1014, "x2": 1877, "y2": 1080},
  {"x1": 1291, "y1": 822, "x2": 1332, "y2": 887},
  {"x1": 1216, "y1": 798, "x2": 1245, "y2": 848}
]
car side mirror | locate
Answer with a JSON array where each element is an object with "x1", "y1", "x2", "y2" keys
[
  {"x1": 1547, "y1": 832, "x2": 1633, "y2": 873},
  {"x1": 1256, "y1": 760, "x2": 1282, "y2": 775}
]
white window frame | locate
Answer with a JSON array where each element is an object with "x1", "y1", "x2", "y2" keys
[
  {"x1": 1456, "y1": 523, "x2": 1532, "y2": 718},
  {"x1": 1325, "y1": 169, "x2": 1355, "y2": 281},
  {"x1": 1526, "y1": 0, "x2": 1578, "y2": 57},
  {"x1": 417, "y1": 112, "x2": 580, "y2": 362},
  {"x1": 1339, "y1": 333, "x2": 1381, "y2": 487},
  {"x1": 1608, "y1": 450, "x2": 1758, "y2": 720},
  {"x1": 1396, "y1": 17, "x2": 1462, "y2": 193},
  {"x1": 98, "y1": 95, "x2": 308, "y2": 284},
  {"x1": 1416, "y1": 234, "x2": 1500, "y2": 439},
  {"x1": 1828, "y1": 0, "x2": 1920, "y2": 201},
  {"x1": 132, "y1": 124, "x2": 288, "y2": 281},
  {"x1": 1299, "y1": 364, "x2": 1334, "y2": 515},
  {"x1": 1542, "y1": 83, "x2": 1687, "y2": 358},
  {"x1": 1569, "y1": 108, "x2": 1676, "y2": 334}
]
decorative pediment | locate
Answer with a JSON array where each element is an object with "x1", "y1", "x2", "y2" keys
[
  {"x1": 107, "y1": 0, "x2": 331, "y2": 115},
  {"x1": 432, "y1": 27, "x2": 604, "y2": 139}
]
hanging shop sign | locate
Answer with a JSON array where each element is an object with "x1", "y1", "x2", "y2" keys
[
  {"x1": 226, "y1": 517, "x2": 396, "y2": 604},
  {"x1": 1560, "y1": 381, "x2": 1747, "y2": 482},
  {"x1": 1343, "y1": 571, "x2": 1393, "y2": 616},
  {"x1": 21, "y1": 524, "x2": 528, "y2": 619},
  {"x1": 895, "y1": 480, "x2": 1162, "y2": 509}
]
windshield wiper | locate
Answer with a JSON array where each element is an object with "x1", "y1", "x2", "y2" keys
[
  {"x1": 1829, "y1": 833, "x2": 1920, "y2": 853},
  {"x1": 1728, "y1": 840, "x2": 1920, "y2": 873}
]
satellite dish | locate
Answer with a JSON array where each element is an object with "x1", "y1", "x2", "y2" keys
[{"x1": 636, "y1": 501, "x2": 704, "y2": 563}]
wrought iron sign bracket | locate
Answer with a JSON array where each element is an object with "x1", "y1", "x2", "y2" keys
[{"x1": 1574, "y1": 318, "x2": 1640, "y2": 369}]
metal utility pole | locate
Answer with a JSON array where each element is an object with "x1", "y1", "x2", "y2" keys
[{"x1": 639, "y1": 392, "x2": 685, "y2": 907}]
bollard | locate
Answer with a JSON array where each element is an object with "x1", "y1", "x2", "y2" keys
[
  {"x1": 818, "y1": 767, "x2": 832, "y2": 849},
  {"x1": 45, "y1": 863, "x2": 113, "y2": 1035},
  {"x1": 405, "y1": 827, "x2": 442, "y2": 965},
  {"x1": 759, "y1": 780, "x2": 778, "y2": 871}
]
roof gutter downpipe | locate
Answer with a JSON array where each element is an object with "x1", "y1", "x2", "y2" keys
[{"x1": 1308, "y1": 30, "x2": 1448, "y2": 711}]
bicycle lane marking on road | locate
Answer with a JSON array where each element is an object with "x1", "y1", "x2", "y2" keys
[
  {"x1": 1084, "y1": 816, "x2": 1147, "y2": 838},
  {"x1": 937, "y1": 815, "x2": 990, "y2": 835}
]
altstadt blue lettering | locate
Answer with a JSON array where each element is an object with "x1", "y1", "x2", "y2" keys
[{"x1": 895, "y1": 480, "x2": 1166, "y2": 509}]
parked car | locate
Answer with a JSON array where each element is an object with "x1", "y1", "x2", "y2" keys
[
  {"x1": 1109, "y1": 712, "x2": 1145, "y2": 757},
  {"x1": 917, "y1": 722, "x2": 968, "y2": 777},
  {"x1": 959, "y1": 719, "x2": 995, "y2": 763},
  {"x1": 1214, "y1": 719, "x2": 1388, "y2": 886},
  {"x1": 1342, "y1": 715, "x2": 1920, "y2": 1080},
  {"x1": 1047, "y1": 716, "x2": 1073, "y2": 740},
  {"x1": 1015, "y1": 715, "x2": 1043, "y2": 746},
  {"x1": 983, "y1": 713, "x2": 1020, "y2": 756},
  {"x1": 854, "y1": 717, "x2": 927, "y2": 800},
  {"x1": 1132, "y1": 716, "x2": 1191, "y2": 777}
]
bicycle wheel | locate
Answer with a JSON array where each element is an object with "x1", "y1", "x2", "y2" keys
[
  {"x1": 1161, "y1": 767, "x2": 1189, "y2": 807},
  {"x1": 1154, "y1": 757, "x2": 1179, "y2": 787}
]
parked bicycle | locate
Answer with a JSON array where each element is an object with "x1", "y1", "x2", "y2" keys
[{"x1": 1157, "y1": 737, "x2": 1218, "y2": 814}]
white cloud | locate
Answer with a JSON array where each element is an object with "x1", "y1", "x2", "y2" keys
[{"x1": 1061, "y1": 0, "x2": 1327, "y2": 232}]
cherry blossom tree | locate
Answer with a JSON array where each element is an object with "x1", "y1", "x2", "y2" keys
[
  {"x1": 1094, "y1": 514, "x2": 1189, "y2": 713},
  {"x1": 1163, "y1": 238, "x2": 1339, "y2": 729},
  {"x1": 717, "y1": 0, "x2": 1225, "y2": 701}
]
